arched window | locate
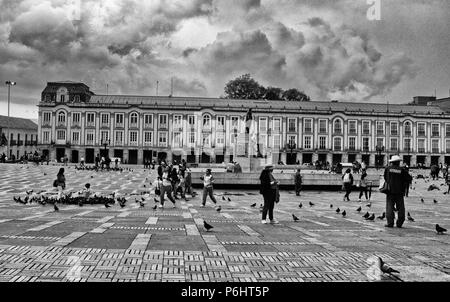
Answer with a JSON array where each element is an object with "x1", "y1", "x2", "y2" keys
[
  {"x1": 56, "y1": 87, "x2": 68, "y2": 103},
  {"x1": 130, "y1": 113, "x2": 138, "y2": 125},
  {"x1": 404, "y1": 121, "x2": 412, "y2": 136},
  {"x1": 333, "y1": 119, "x2": 342, "y2": 134},
  {"x1": 57, "y1": 112, "x2": 66, "y2": 124},
  {"x1": 203, "y1": 114, "x2": 211, "y2": 127}
]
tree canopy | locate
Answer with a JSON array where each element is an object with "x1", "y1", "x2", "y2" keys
[{"x1": 224, "y1": 74, "x2": 310, "y2": 101}]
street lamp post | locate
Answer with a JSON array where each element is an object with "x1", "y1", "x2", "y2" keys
[
  {"x1": 376, "y1": 145, "x2": 384, "y2": 170},
  {"x1": 5, "y1": 81, "x2": 16, "y2": 158}
]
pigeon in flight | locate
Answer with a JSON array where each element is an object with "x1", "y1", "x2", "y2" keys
[
  {"x1": 435, "y1": 224, "x2": 447, "y2": 234},
  {"x1": 250, "y1": 203, "x2": 256, "y2": 208},
  {"x1": 204, "y1": 220, "x2": 214, "y2": 231},
  {"x1": 342, "y1": 210, "x2": 346, "y2": 217},
  {"x1": 336, "y1": 208, "x2": 341, "y2": 213},
  {"x1": 309, "y1": 202, "x2": 314, "y2": 207},
  {"x1": 292, "y1": 214, "x2": 299, "y2": 222},
  {"x1": 379, "y1": 257, "x2": 400, "y2": 275},
  {"x1": 356, "y1": 206, "x2": 362, "y2": 212},
  {"x1": 377, "y1": 212, "x2": 386, "y2": 220},
  {"x1": 363, "y1": 212, "x2": 370, "y2": 219},
  {"x1": 407, "y1": 212, "x2": 415, "y2": 222},
  {"x1": 366, "y1": 213, "x2": 375, "y2": 221}
]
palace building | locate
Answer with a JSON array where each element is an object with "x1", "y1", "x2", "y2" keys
[
  {"x1": 0, "y1": 115, "x2": 38, "y2": 159},
  {"x1": 37, "y1": 81, "x2": 450, "y2": 167}
]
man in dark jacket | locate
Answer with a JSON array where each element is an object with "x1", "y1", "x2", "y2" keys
[
  {"x1": 294, "y1": 168, "x2": 302, "y2": 196},
  {"x1": 384, "y1": 155, "x2": 409, "y2": 228}
]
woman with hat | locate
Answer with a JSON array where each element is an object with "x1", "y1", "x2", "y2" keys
[{"x1": 259, "y1": 164, "x2": 279, "y2": 224}]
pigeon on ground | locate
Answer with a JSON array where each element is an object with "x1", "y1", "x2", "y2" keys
[
  {"x1": 309, "y1": 202, "x2": 314, "y2": 207},
  {"x1": 104, "y1": 203, "x2": 111, "y2": 208},
  {"x1": 139, "y1": 201, "x2": 145, "y2": 208},
  {"x1": 119, "y1": 202, "x2": 126, "y2": 208},
  {"x1": 227, "y1": 197, "x2": 231, "y2": 202},
  {"x1": 356, "y1": 206, "x2": 362, "y2": 212},
  {"x1": 435, "y1": 224, "x2": 447, "y2": 234},
  {"x1": 407, "y1": 212, "x2": 415, "y2": 222},
  {"x1": 330, "y1": 204, "x2": 333, "y2": 208},
  {"x1": 204, "y1": 221, "x2": 214, "y2": 231},
  {"x1": 433, "y1": 199, "x2": 438, "y2": 204},
  {"x1": 421, "y1": 198, "x2": 424, "y2": 203},
  {"x1": 13, "y1": 196, "x2": 19, "y2": 203},
  {"x1": 366, "y1": 203, "x2": 372, "y2": 208},
  {"x1": 377, "y1": 212, "x2": 386, "y2": 220},
  {"x1": 336, "y1": 208, "x2": 341, "y2": 213},
  {"x1": 54, "y1": 203, "x2": 59, "y2": 211},
  {"x1": 152, "y1": 205, "x2": 157, "y2": 210},
  {"x1": 78, "y1": 201, "x2": 84, "y2": 207},
  {"x1": 292, "y1": 214, "x2": 299, "y2": 222},
  {"x1": 154, "y1": 198, "x2": 159, "y2": 203},
  {"x1": 363, "y1": 212, "x2": 370, "y2": 219},
  {"x1": 366, "y1": 213, "x2": 375, "y2": 221},
  {"x1": 250, "y1": 203, "x2": 256, "y2": 208},
  {"x1": 91, "y1": 176, "x2": 94, "y2": 178},
  {"x1": 26, "y1": 190, "x2": 33, "y2": 195},
  {"x1": 216, "y1": 206, "x2": 221, "y2": 212},
  {"x1": 342, "y1": 210, "x2": 346, "y2": 217},
  {"x1": 298, "y1": 203, "x2": 302, "y2": 208},
  {"x1": 222, "y1": 196, "x2": 225, "y2": 201},
  {"x1": 379, "y1": 257, "x2": 400, "y2": 275}
]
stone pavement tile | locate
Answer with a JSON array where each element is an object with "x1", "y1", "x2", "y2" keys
[
  {"x1": 67, "y1": 233, "x2": 135, "y2": 249},
  {"x1": 137, "y1": 272, "x2": 162, "y2": 281}
]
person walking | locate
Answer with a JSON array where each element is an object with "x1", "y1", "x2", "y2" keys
[
  {"x1": 53, "y1": 168, "x2": 66, "y2": 201},
  {"x1": 159, "y1": 167, "x2": 177, "y2": 208},
  {"x1": 404, "y1": 166, "x2": 412, "y2": 197},
  {"x1": 176, "y1": 170, "x2": 187, "y2": 201},
  {"x1": 383, "y1": 155, "x2": 409, "y2": 228},
  {"x1": 200, "y1": 169, "x2": 219, "y2": 209},
  {"x1": 358, "y1": 168, "x2": 369, "y2": 202},
  {"x1": 170, "y1": 166, "x2": 179, "y2": 199},
  {"x1": 446, "y1": 170, "x2": 450, "y2": 194},
  {"x1": 294, "y1": 168, "x2": 302, "y2": 196},
  {"x1": 184, "y1": 170, "x2": 196, "y2": 197},
  {"x1": 342, "y1": 168, "x2": 354, "y2": 201},
  {"x1": 259, "y1": 164, "x2": 279, "y2": 224}
]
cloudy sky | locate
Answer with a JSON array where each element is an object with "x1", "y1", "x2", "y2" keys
[{"x1": 0, "y1": 0, "x2": 449, "y2": 119}]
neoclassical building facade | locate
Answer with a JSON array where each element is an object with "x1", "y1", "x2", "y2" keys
[{"x1": 37, "y1": 81, "x2": 450, "y2": 167}]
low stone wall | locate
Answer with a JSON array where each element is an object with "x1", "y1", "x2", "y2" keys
[{"x1": 190, "y1": 172, "x2": 380, "y2": 189}]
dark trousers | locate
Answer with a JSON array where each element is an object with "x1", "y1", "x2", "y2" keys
[
  {"x1": 202, "y1": 186, "x2": 217, "y2": 205},
  {"x1": 386, "y1": 194, "x2": 405, "y2": 227},
  {"x1": 295, "y1": 183, "x2": 302, "y2": 195},
  {"x1": 343, "y1": 184, "x2": 351, "y2": 201},
  {"x1": 404, "y1": 185, "x2": 410, "y2": 197},
  {"x1": 160, "y1": 185, "x2": 176, "y2": 205},
  {"x1": 262, "y1": 193, "x2": 275, "y2": 221},
  {"x1": 358, "y1": 186, "x2": 368, "y2": 200}
]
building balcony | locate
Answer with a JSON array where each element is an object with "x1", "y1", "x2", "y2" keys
[
  {"x1": 432, "y1": 149, "x2": 440, "y2": 154},
  {"x1": 431, "y1": 133, "x2": 440, "y2": 137},
  {"x1": 143, "y1": 124, "x2": 153, "y2": 129},
  {"x1": 10, "y1": 140, "x2": 17, "y2": 146},
  {"x1": 115, "y1": 123, "x2": 124, "y2": 128},
  {"x1": 143, "y1": 142, "x2": 153, "y2": 147},
  {"x1": 129, "y1": 141, "x2": 138, "y2": 147},
  {"x1": 100, "y1": 124, "x2": 110, "y2": 128},
  {"x1": 17, "y1": 140, "x2": 23, "y2": 146},
  {"x1": 56, "y1": 122, "x2": 66, "y2": 128},
  {"x1": 86, "y1": 123, "x2": 95, "y2": 128}
]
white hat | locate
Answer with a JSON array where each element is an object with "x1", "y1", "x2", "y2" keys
[
  {"x1": 264, "y1": 164, "x2": 274, "y2": 170},
  {"x1": 389, "y1": 155, "x2": 402, "y2": 162}
]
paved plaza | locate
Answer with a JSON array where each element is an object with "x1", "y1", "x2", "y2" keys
[{"x1": 0, "y1": 163, "x2": 448, "y2": 282}]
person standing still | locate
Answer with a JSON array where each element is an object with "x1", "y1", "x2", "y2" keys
[
  {"x1": 294, "y1": 168, "x2": 302, "y2": 196},
  {"x1": 342, "y1": 169, "x2": 353, "y2": 201},
  {"x1": 259, "y1": 164, "x2": 279, "y2": 224},
  {"x1": 384, "y1": 155, "x2": 409, "y2": 228},
  {"x1": 200, "y1": 169, "x2": 219, "y2": 209},
  {"x1": 55, "y1": 168, "x2": 66, "y2": 201}
]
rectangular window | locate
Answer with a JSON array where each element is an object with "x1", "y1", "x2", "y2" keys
[
  {"x1": 418, "y1": 139, "x2": 426, "y2": 153},
  {"x1": 158, "y1": 132, "x2": 167, "y2": 147},
  {"x1": 273, "y1": 118, "x2": 281, "y2": 133},
  {"x1": 390, "y1": 138, "x2": 398, "y2": 151},
  {"x1": 43, "y1": 112, "x2": 52, "y2": 124},
  {"x1": 101, "y1": 114, "x2": 109, "y2": 126},
  {"x1": 259, "y1": 134, "x2": 266, "y2": 147},
  {"x1": 202, "y1": 133, "x2": 211, "y2": 147},
  {"x1": 390, "y1": 122, "x2": 398, "y2": 136},
  {"x1": 446, "y1": 140, "x2": 450, "y2": 153},
  {"x1": 129, "y1": 131, "x2": 138, "y2": 144},
  {"x1": 144, "y1": 132, "x2": 153, "y2": 145},
  {"x1": 115, "y1": 131, "x2": 123, "y2": 145},
  {"x1": 348, "y1": 121, "x2": 357, "y2": 135},
  {"x1": 362, "y1": 137, "x2": 370, "y2": 152},
  {"x1": 189, "y1": 132, "x2": 195, "y2": 145},
  {"x1": 43, "y1": 131, "x2": 50, "y2": 143},
  {"x1": 333, "y1": 137, "x2": 342, "y2": 151},
  {"x1": 216, "y1": 132, "x2": 224, "y2": 146},
  {"x1": 259, "y1": 117, "x2": 267, "y2": 133},
  {"x1": 318, "y1": 119, "x2": 327, "y2": 134},
  {"x1": 431, "y1": 123, "x2": 440, "y2": 137},
  {"x1": 288, "y1": 118, "x2": 296, "y2": 132},
  {"x1": 173, "y1": 132, "x2": 182, "y2": 147},
  {"x1": 115, "y1": 113, "x2": 124, "y2": 127},
  {"x1": 273, "y1": 134, "x2": 281, "y2": 150},
  {"x1": 304, "y1": 118, "x2": 312, "y2": 133},
  {"x1": 86, "y1": 131, "x2": 94, "y2": 144},
  {"x1": 362, "y1": 121, "x2": 370, "y2": 135},
  {"x1": 100, "y1": 131, "x2": 109, "y2": 143},
  {"x1": 188, "y1": 115, "x2": 195, "y2": 127},
  {"x1": 159, "y1": 115, "x2": 168, "y2": 128},
  {"x1": 144, "y1": 114, "x2": 153, "y2": 127},
  {"x1": 57, "y1": 130, "x2": 66, "y2": 140},
  {"x1": 348, "y1": 137, "x2": 356, "y2": 151},
  {"x1": 217, "y1": 116, "x2": 225, "y2": 129},
  {"x1": 72, "y1": 132, "x2": 80, "y2": 143},
  {"x1": 231, "y1": 116, "x2": 239, "y2": 129},
  {"x1": 431, "y1": 139, "x2": 439, "y2": 153},
  {"x1": 72, "y1": 113, "x2": 81, "y2": 125},
  {"x1": 404, "y1": 138, "x2": 411, "y2": 152},
  {"x1": 303, "y1": 136, "x2": 311, "y2": 149},
  {"x1": 376, "y1": 121, "x2": 385, "y2": 136},
  {"x1": 86, "y1": 113, "x2": 95, "y2": 127},
  {"x1": 319, "y1": 136, "x2": 327, "y2": 149},
  {"x1": 417, "y1": 123, "x2": 426, "y2": 136},
  {"x1": 446, "y1": 124, "x2": 450, "y2": 137},
  {"x1": 173, "y1": 115, "x2": 182, "y2": 129}
]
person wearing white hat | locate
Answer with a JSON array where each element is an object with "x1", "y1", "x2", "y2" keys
[{"x1": 383, "y1": 155, "x2": 409, "y2": 228}]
